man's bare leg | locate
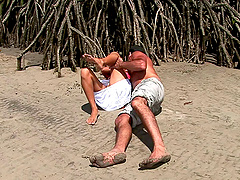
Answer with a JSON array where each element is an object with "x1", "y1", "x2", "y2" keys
[
  {"x1": 81, "y1": 68, "x2": 105, "y2": 125},
  {"x1": 131, "y1": 97, "x2": 171, "y2": 168},
  {"x1": 89, "y1": 114, "x2": 132, "y2": 167}
]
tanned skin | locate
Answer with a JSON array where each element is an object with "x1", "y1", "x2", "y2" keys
[{"x1": 89, "y1": 51, "x2": 170, "y2": 169}]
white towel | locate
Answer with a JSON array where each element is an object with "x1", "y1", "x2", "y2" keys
[{"x1": 94, "y1": 79, "x2": 132, "y2": 111}]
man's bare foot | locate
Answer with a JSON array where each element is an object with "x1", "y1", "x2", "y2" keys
[
  {"x1": 89, "y1": 151, "x2": 126, "y2": 168},
  {"x1": 86, "y1": 112, "x2": 99, "y2": 125},
  {"x1": 82, "y1": 54, "x2": 104, "y2": 70},
  {"x1": 139, "y1": 154, "x2": 171, "y2": 169}
]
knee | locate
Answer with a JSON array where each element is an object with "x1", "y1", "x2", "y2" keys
[
  {"x1": 115, "y1": 114, "x2": 131, "y2": 130},
  {"x1": 110, "y1": 51, "x2": 120, "y2": 57},
  {"x1": 81, "y1": 68, "x2": 91, "y2": 78},
  {"x1": 131, "y1": 97, "x2": 147, "y2": 110}
]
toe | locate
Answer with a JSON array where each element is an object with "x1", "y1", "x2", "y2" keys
[{"x1": 113, "y1": 153, "x2": 126, "y2": 163}]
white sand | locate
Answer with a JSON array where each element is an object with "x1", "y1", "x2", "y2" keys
[{"x1": 0, "y1": 47, "x2": 239, "y2": 179}]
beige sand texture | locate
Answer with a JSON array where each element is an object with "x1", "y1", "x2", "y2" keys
[{"x1": 0, "y1": 47, "x2": 239, "y2": 180}]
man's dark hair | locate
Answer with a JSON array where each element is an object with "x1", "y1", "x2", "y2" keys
[{"x1": 129, "y1": 45, "x2": 146, "y2": 55}]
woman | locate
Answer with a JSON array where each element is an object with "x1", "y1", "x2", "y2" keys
[{"x1": 81, "y1": 52, "x2": 131, "y2": 125}]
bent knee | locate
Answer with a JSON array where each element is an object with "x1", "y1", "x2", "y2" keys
[
  {"x1": 81, "y1": 67, "x2": 91, "y2": 77},
  {"x1": 131, "y1": 97, "x2": 147, "y2": 109},
  {"x1": 110, "y1": 52, "x2": 120, "y2": 57}
]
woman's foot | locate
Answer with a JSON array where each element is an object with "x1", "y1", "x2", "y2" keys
[
  {"x1": 83, "y1": 54, "x2": 104, "y2": 70},
  {"x1": 86, "y1": 109, "x2": 99, "y2": 125},
  {"x1": 86, "y1": 107, "x2": 99, "y2": 125}
]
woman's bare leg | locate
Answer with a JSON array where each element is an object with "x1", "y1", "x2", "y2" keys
[
  {"x1": 83, "y1": 52, "x2": 120, "y2": 69},
  {"x1": 102, "y1": 52, "x2": 120, "y2": 67},
  {"x1": 81, "y1": 68, "x2": 105, "y2": 125},
  {"x1": 83, "y1": 52, "x2": 128, "y2": 84},
  {"x1": 109, "y1": 68, "x2": 128, "y2": 85},
  {"x1": 81, "y1": 52, "x2": 129, "y2": 124}
]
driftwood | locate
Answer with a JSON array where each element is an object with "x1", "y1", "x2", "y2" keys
[{"x1": 0, "y1": 0, "x2": 239, "y2": 76}]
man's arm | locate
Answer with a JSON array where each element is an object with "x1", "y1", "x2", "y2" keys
[{"x1": 114, "y1": 52, "x2": 147, "y2": 72}]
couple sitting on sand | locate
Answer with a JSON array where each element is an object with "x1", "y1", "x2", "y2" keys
[{"x1": 81, "y1": 45, "x2": 171, "y2": 169}]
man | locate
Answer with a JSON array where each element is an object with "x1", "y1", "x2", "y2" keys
[{"x1": 89, "y1": 45, "x2": 171, "y2": 169}]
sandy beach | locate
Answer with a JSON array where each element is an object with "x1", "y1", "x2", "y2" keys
[{"x1": 0, "y1": 47, "x2": 239, "y2": 180}]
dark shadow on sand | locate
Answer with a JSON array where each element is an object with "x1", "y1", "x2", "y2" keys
[
  {"x1": 81, "y1": 103, "x2": 104, "y2": 114},
  {"x1": 81, "y1": 103, "x2": 92, "y2": 114},
  {"x1": 138, "y1": 161, "x2": 168, "y2": 170},
  {"x1": 132, "y1": 124, "x2": 154, "y2": 152}
]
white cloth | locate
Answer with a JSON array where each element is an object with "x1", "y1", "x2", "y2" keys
[
  {"x1": 100, "y1": 79, "x2": 110, "y2": 87},
  {"x1": 94, "y1": 79, "x2": 132, "y2": 111}
]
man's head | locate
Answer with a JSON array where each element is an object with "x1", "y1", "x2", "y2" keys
[
  {"x1": 129, "y1": 45, "x2": 146, "y2": 55},
  {"x1": 128, "y1": 45, "x2": 146, "y2": 61}
]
